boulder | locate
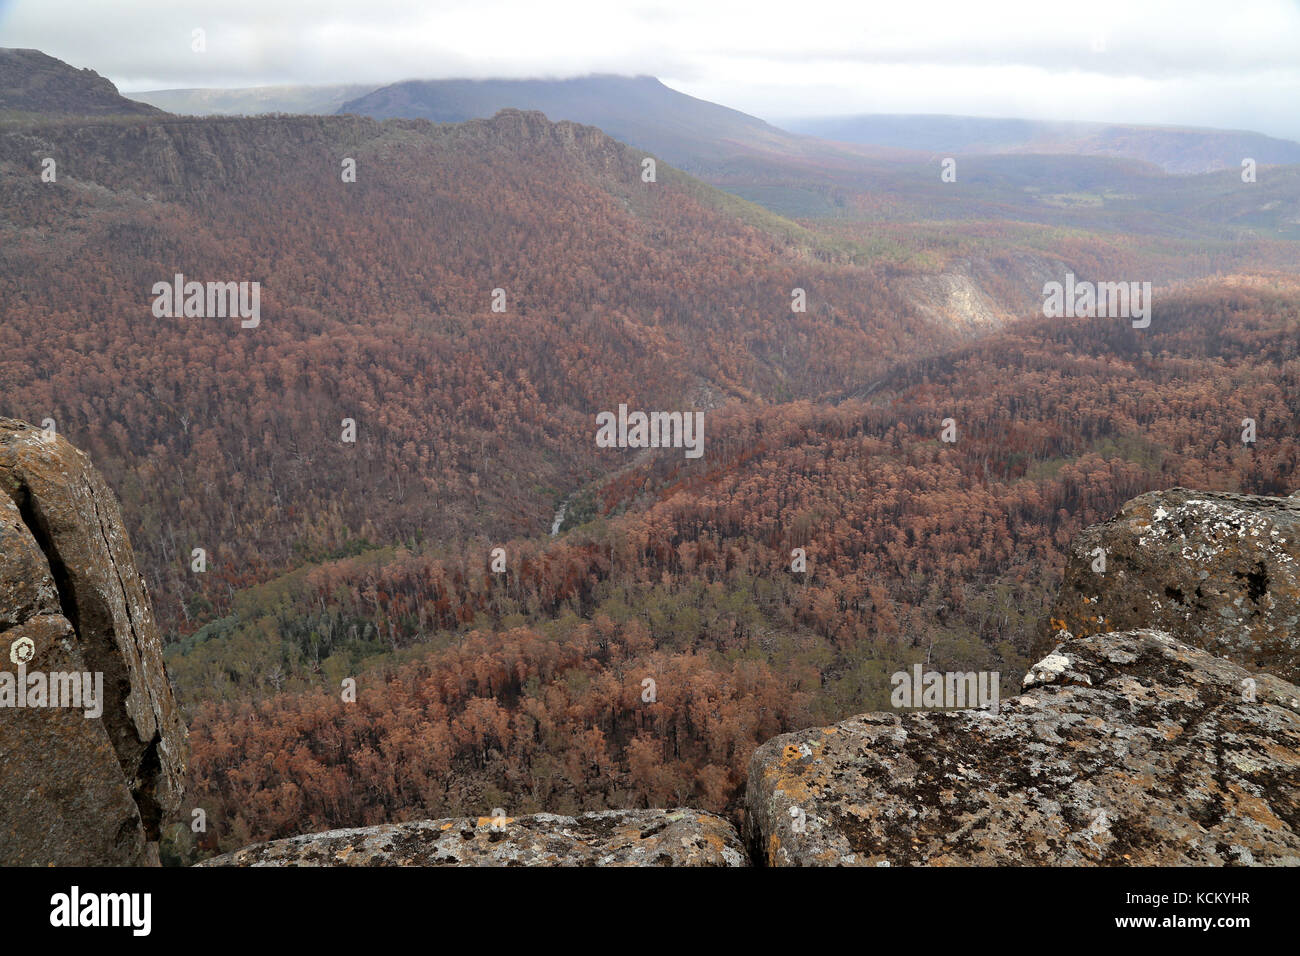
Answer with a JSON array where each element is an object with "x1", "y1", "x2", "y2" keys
[
  {"x1": 0, "y1": 418, "x2": 187, "y2": 865},
  {"x1": 745, "y1": 629, "x2": 1300, "y2": 866},
  {"x1": 198, "y1": 809, "x2": 748, "y2": 867},
  {"x1": 1051, "y1": 487, "x2": 1300, "y2": 681}
]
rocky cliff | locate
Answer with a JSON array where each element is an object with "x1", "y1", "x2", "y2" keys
[{"x1": 0, "y1": 418, "x2": 187, "y2": 865}]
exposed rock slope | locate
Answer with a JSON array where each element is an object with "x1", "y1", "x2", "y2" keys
[
  {"x1": 199, "y1": 809, "x2": 747, "y2": 867},
  {"x1": 746, "y1": 628, "x2": 1300, "y2": 866},
  {"x1": 0, "y1": 418, "x2": 187, "y2": 865}
]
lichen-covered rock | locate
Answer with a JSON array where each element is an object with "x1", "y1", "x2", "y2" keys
[
  {"x1": 0, "y1": 418, "x2": 187, "y2": 865},
  {"x1": 745, "y1": 629, "x2": 1300, "y2": 866},
  {"x1": 1051, "y1": 487, "x2": 1300, "y2": 682},
  {"x1": 198, "y1": 809, "x2": 748, "y2": 867}
]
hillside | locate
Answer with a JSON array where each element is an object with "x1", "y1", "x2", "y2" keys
[
  {"x1": 0, "y1": 48, "x2": 162, "y2": 117},
  {"x1": 152, "y1": 275, "x2": 1300, "y2": 860},
  {"x1": 0, "y1": 106, "x2": 980, "y2": 636}
]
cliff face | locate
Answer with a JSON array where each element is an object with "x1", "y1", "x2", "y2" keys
[
  {"x1": 0, "y1": 109, "x2": 639, "y2": 199},
  {"x1": 0, "y1": 418, "x2": 187, "y2": 865}
]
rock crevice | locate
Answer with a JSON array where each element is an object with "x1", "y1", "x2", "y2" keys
[{"x1": 0, "y1": 418, "x2": 187, "y2": 865}]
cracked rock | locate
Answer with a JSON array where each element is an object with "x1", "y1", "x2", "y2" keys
[{"x1": 0, "y1": 418, "x2": 187, "y2": 865}]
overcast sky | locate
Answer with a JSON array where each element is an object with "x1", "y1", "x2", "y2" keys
[{"x1": 4, "y1": 0, "x2": 1299, "y2": 139}]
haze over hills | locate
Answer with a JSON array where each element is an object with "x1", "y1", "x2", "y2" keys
[
  {"x1": 334, "y1": 74, "x2": 879, "y2": 175},
  {"x1": 132, "y1": 69, "x2": 1300, "y2": 178},
  {"x1": 133, "y1": 74, "x2": 853, "y2": 174},
  {"x1": 783, "y1": 113, "x2": 1300, "y2": 175},
  {"x1": 128, "y1": 66, "x2": 1300, "y2": 241},
  {"x1": 133, "y1": 83, "x2": 375, "y2": 118}
]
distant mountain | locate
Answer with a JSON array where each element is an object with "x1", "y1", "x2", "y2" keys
[
  {"x1": 0, "y1": 48, "x2": 162, "y2": 117},
  {"x1": 336, "y1": 74, "x2": 864, "y2": 174},
  {"x1": 131, "y1": 84, "x2": 377, "y2": 117},
  {"x1": 782, "y1": 114, "x2": 1300, "y2": 175}
]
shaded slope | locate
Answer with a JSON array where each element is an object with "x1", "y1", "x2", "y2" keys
[{"x1": 0, "y1": 48, "x2": 163, "y2": 117}]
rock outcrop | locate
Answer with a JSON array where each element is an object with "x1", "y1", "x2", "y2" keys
[
  {"x1": 199, "y1": 809, "x2": 747, "y2": 867},
  {"x1": 745, "y1": 628, "x2": 1300, "y2": 865},
  {"x1": 0, "y1": 418, "x2": 187, "y2": 865},
  {"x1": 1051, "y1": 487, "x2": 1300, "y2": 682}
]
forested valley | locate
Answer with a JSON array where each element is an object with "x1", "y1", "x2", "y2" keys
[{"x1": 2, "y1": 106, "x2": 1297, "y2": 863}]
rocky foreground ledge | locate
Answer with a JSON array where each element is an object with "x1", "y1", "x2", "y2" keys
[
  {"x1": 745, "y1": 629, "x2": 1300, "y2": 866},
  {"x1": 198, "y1": 809, "x2": 748, "y2": 867}
]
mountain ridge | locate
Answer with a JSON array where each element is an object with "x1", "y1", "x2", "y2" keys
[{"x1": 0, "y1": 47, "x2": 163, "y2": 117}]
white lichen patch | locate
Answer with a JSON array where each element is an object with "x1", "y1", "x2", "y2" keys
[
  {"x1": 1023, "y1": 653, "x2": 1072, "y2": 688},
  {"x1": 1133, "y1": 497, "x2": 1300, "y2": 569}
]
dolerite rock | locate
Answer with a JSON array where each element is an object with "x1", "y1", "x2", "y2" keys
[
  {"x1": 1051, "y1": 488, "x2": 1300, "y2": 682},
  {"x1": 745, "y1": 630, "x2": 1300, "y2": 866},
  {"x1": 0, "y1": 418, "x2": 187, "y2": 865},
  {"x1": 199, "y1": 809, "x2": 748, "y2": 867}
]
